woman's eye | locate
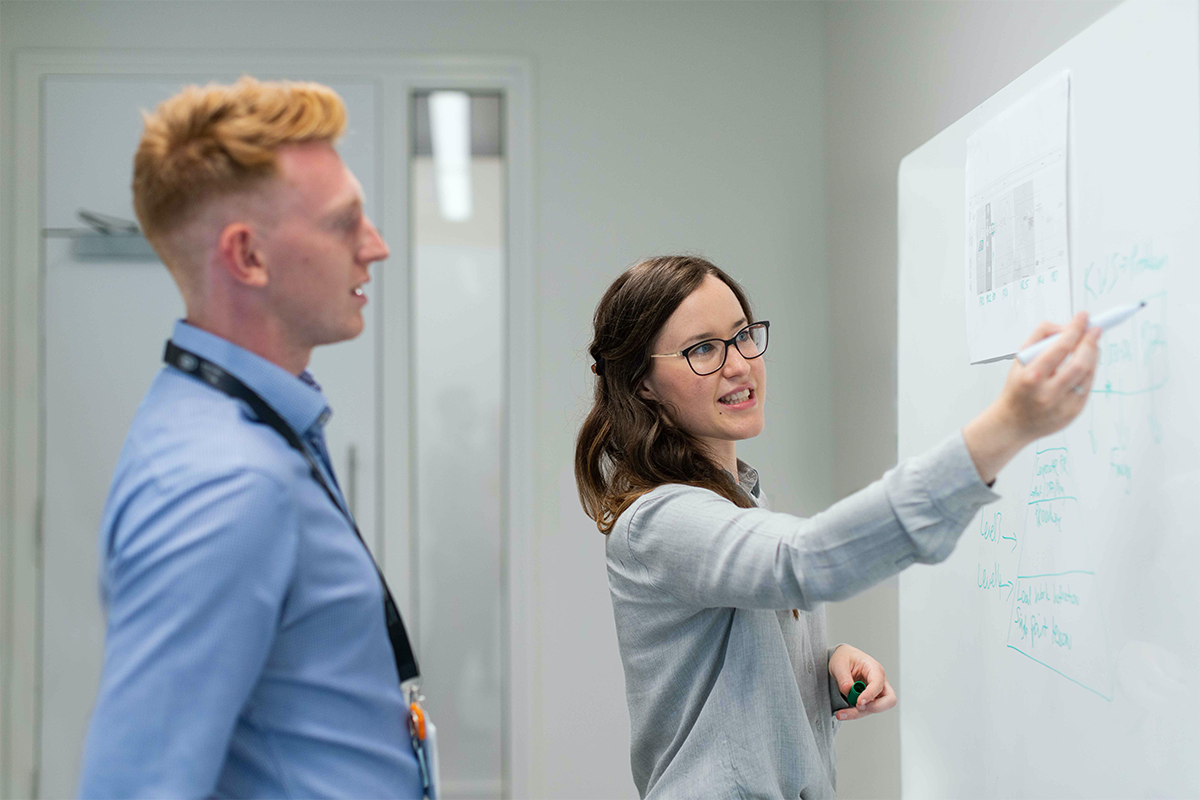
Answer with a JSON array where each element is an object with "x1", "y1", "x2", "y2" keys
[
  {"x1": 735, "y1": 330, "x2": 751, "y2": 342},
  {"x1": 692, "y1": 342, "x2": 717, "y2": 357}
]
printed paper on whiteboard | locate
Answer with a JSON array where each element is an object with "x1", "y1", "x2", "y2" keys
[{"x1": 966, "y1": 71, "x2": 1072, "y2": 364}]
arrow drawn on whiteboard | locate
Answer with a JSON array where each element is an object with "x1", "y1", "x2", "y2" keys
[
  {"x1": 1002, "y1": 532, "x2": 1018, "y2": 551},
  {"x1": 1000, "y1": 580, "x2": 1014, "y2": 602}
]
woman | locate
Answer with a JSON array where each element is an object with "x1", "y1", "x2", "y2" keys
[{"x1": 574, "y1": 255, "x2": 1099, "y2": 799}]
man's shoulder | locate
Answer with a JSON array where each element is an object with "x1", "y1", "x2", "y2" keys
[
  {"x1": 118, "y1": 368, "x2": 308, "y2": 491},
  {"x1": 102, "y1": 371, "x2": 308, "y2": 569}
]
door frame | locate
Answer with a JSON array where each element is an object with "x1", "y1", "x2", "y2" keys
[{"x1": 7, "y1": 49, "x2": 535, "y2": 799}]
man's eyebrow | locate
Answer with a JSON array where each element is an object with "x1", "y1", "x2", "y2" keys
[{"x1": 324, "y1": 195, "x2": 363, "y2": 221}]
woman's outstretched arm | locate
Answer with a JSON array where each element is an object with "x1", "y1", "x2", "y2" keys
[{"x1": 611, "y1": 314, "x2": 1101, "y2": 613}]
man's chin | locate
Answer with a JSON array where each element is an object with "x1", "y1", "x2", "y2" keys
[
  {"x1": 330, "y1": 316, "x2": 366, "y2": 344},
  {"x1": 309, "y1": 328, "x2": 364, "y2": 351}
]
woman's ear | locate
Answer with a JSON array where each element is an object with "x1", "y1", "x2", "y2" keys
[{"x1": 638, "y1": 379, "x2": 658, "y2": 402}]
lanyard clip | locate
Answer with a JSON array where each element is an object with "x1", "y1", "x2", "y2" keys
[
  {"x1": 405, "y1": 682, "x2": 431, "y2": 793},
  {"x1": 406, "y1": 682, "x2": 427, "y2": 744}
]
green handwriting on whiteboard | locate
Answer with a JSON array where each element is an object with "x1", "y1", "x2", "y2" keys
[
  {"x1": 1006, "y1": 445, "x2": 1114, "y2": 701},
  {"x1": 1084, "y1": 243, "x2": 1167, "y2": 299}
]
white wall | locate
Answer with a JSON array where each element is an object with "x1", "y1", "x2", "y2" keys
[
  {"x1": 0, "y1": 3, "x2": 830, "y2": 797},
  {"x1": 823, "y1": 2, "x2": 1121, "y2": 798}
]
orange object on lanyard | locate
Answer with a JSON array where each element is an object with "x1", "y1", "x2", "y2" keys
[
  {"x1": 409, "y1": 700, "x2": 427, "y2": 742},
  {"x1": 406, "y1": 684, "x2": 433, "y2": 795}
]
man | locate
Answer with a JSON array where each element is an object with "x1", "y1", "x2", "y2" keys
[{"x1": 79, "y1": 78, "x2": 424, "y2": 798}]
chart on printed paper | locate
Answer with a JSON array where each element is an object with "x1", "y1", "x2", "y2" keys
[
  {"x1": 971, "y1": 150, "x2": 1067, "y2": 293},
  {"x1": 965, "y1": 72, "x2": 1072, "y2": 363}
]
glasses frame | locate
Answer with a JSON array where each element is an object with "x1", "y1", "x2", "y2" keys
[{"x1": 649, "y1": 320, "x2": 771, "y2": 376}]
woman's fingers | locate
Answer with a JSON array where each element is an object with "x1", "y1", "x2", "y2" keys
[
  {"x1": 828, "y1": 644, "x2": 899, "y2": 722},
  {"x1": 858, "y1": 679, "x2": 897, "y2": 714},
  {"x1": 989, "y1": 315, "x2": 1101, "y2": 448},
  {"x1": 1030, "y1": 312, "x2": 1088, "y2": 375},
  {"x1": 834, "y1": 654, "x2": 893, "y2": 720},
  {"x1": 836, "y1": 678, "x2": 897, "y2": 720},
  {"x1": 854, "y1": 661, "x2": 888, "y2": 705},
  {"x1": 968, "y1": 314, "x2": 1105, "y2": 482},
  {"x1": 1049, "y1": 326, "x2": 1101, "y2": 396}
]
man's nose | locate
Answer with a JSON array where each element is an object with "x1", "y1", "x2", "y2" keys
[{"x1": 361, "y1": 218, "x2": 390, "y2": 263}]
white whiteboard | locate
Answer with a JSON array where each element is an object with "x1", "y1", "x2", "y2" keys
[{"x1": 897, "y1": 1, "x2": 1200, "y2": 797}]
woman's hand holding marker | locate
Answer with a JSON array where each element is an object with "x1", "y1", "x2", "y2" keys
[
  {"x1": 829, "y1": 644, "x2": 897, "y2": 722},
  {"x1": 962, "y1": 311, "x2": 1102, "y2": 485}
]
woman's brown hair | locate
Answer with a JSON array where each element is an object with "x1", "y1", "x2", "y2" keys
[{"x1": 574, "y1": 255, "x2": 758, "y2": 534}]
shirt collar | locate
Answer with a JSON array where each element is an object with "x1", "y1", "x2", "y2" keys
[
  {"x1": 170, "y1": 321, "x2": 331, "y2": 437},
  {"x1": 734, "y1": 459, "x2": 761, "y2": 500}
]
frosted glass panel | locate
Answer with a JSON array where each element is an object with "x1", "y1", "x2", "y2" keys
[{"x1": 412, "y1": 92, "x2": 506, "y2": 799}]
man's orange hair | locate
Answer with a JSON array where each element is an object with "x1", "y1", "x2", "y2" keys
[{"x1": 132, "y1": 76, "x2": 346, "y2": 267}]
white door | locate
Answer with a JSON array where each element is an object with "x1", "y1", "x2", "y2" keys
[{"x1": 39, "y1": 74, "x2": 380, "y2": 798}]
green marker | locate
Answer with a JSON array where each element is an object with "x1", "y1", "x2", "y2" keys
[{"x1": 844, "y1": 680, "x2": 866, "y2": 708}]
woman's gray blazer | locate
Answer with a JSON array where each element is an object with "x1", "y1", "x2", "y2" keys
[{"x1": 605, "y1": 433, "x2": 998, "y2": 799}]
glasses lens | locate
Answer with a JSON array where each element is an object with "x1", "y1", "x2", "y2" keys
[
  {"x1": 686, "y1": 340, "x2": 725, "y2": 375},
  {"x1": 735, "y1": 323, "x2": 768, "y2": 359}
]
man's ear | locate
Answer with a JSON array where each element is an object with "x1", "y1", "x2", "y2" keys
[{"x1": 216, "y1": 222, "x2": 268, "y2": 288}]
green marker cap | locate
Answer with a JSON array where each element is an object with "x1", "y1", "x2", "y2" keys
[{"x1": 844, "y1": 680, "x2": 866, "y2": 707}]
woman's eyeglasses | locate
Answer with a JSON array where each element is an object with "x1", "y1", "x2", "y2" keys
[{"x1": 650, "y1": 321, "x2": 770, "y2": 376}]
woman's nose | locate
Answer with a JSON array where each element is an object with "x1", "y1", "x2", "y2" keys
[{"x1": 722, "y1": 344, "x2": 752, "y2": 376}]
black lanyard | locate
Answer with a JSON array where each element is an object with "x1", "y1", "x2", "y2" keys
[{"x1": 164, "y1": 340, "x2": 420, "y2": 684}]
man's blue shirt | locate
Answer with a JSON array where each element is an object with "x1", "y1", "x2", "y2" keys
[{"x1": 79, "y1": 321, "x2": 422, "y2": 798}]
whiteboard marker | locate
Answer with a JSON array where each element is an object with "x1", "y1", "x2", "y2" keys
[{"x1": 1015, "y1": 301, "x2": 1147, "y2": 365}]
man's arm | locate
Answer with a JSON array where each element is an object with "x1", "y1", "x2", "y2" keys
[{"x1": 78, "y1": 468, "x2": 298, "y2": 798}]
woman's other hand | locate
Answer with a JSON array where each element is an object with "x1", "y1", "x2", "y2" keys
[
  {"x1": 829, "y1": 644, "x2": 897, "y2": 721},
  {"x1": 962, "y1": 311, "x2": 1102, "y2": 484}
]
